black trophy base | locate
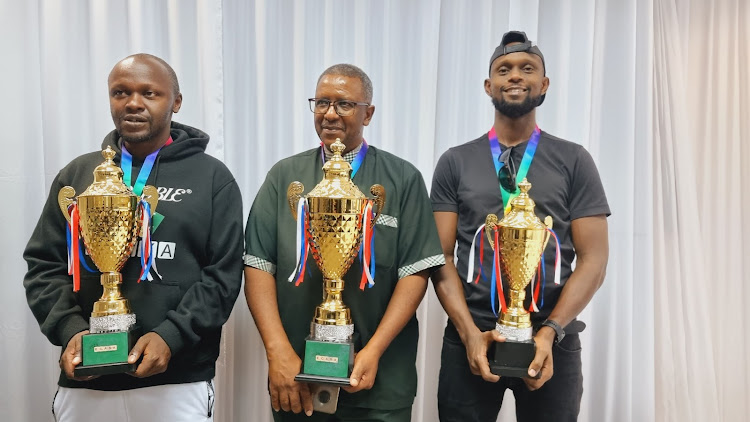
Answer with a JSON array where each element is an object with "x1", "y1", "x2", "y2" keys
[
  {"x1": 489, "y1": 340, "x2": 540, "y2": 379},
  {"x1": 74, "y1": 362, "x2": 137, "y2": 377}
]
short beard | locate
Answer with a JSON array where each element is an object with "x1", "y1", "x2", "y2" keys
[
  {"x1": 120, "y1": 132, "x2": 152, "y2": 144},
  {"x1": 492, "y1": 94, "x2": 542, "y2": 119}
]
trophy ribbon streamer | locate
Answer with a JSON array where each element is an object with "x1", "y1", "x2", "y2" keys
[
  {"x1": 359, "y1": 201, "x2": 376, "y2": 290},
  {"x1": 467, "y1": 224, "x2": 488, "y2": 284},
  {"x1": 138, "y1": 200, "x2": 155, "y2": 281},
  {"x1": 68, "y1": 204, "x2": 81, "y2": 292},
  {"x1": 529, "y1": 265, "x2": 541, "y2": 312},
  {"x1": 288, "y1": 198, "x2": 311, "y2": 285},
  {"x1": 490, "y1": 227, "x2": 507, "y2": 316},
  {"x1": 546, "y1": 227, "x2": 561, "y2": 286}
]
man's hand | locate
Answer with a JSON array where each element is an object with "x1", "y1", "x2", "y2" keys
[
  {"x1": 267, "y1": 346, "x2": 313, "y2": 416},
  {"x1": 463, "y1": 328, "x2": 505, "y2": 382},
  {"x1": 60, "y1": 330, "x2": 98, "y2": 381},
  {"x1": 524, "y1": 327, "x2": 555, "y2": 390},
  {"x1": 127, "y1": 332, "x2": 172, "y2": 378},
  {"x1": 343, "y1": 346, "x2": 381, "y2": 393}
]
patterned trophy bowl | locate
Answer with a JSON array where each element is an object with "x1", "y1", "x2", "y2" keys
[
  {"x1": 485, "y1": 179, "x2": 552, "y2": 292},
  {"x1": 77, "y1": 195, "x2": 139, "y2": 273},
  {"x1": 307, "y1": 197, "x2": 366, "y2": 280},
  {"x1": 498, "y1": 225, "x2": 548, "y2": 291}
]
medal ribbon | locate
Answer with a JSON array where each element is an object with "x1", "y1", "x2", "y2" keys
[
  {"x1": 120, "y1": 136, "x2": 171, "y2": 281},
  {"x1": 121, "y1": 137, "x2": 172, "y2": 196},
  {"x1": 488, "y1": 127, "x2": 540, "y2": 214}
]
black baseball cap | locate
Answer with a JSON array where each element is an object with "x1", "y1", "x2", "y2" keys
[{"x1": 489, "y1": 31, "x2": 546, "y2": 104}]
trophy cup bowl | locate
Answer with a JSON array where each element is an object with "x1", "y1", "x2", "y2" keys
[
  {"x1": 485, "y1": 178, "x2": 551, "y2": 378},
  {"x1": 58, "y1": 146, "x2": 158, "y2": 376},
  {"x1": 287, "y1": 139, "x2": 384, "y2": 410}
]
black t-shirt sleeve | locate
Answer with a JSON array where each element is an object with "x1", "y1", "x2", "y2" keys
[
  {"x1": 430, "y1": 149, "x2": 459, "y2": 213},
  {"x1": 568, "y1": 147, "x2": 611, "y2": 219}
]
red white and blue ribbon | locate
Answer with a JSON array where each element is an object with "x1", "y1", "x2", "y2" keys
[
  {"x1": 546, "y1": 227, "x2": 561, "y2": 286},
  {"x1": 137, "y1": 200, "x2": 155, "y2": 281},
  {"x1": 288, "y1": 198, "x2": 311, "y2": 286},
  {"x1": 466, "y1": 224, "x2": 487, "y2": 284},
  {"x1": 359, "y1": 201, "x2": 376, "y2": 290},
  {"x1": 489, "y1": 228, "x2": 507, "y2": 317},
  {"x1": 66, "y1": 204, "x2": 81, "y2": 292}
]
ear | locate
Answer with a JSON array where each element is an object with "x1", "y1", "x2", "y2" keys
[
  {"x1": 362, "y1": 105, "x2": 375, "y2": 126},
  {"x1": 484, "y1": 79, "x2": 492, "y2": 97},
  {"x1": 541, "y1": 77, "x2": 550, "y2": 96},
  {"x1": 172, "y1": 93, "x2": 183, "y2": 113}
]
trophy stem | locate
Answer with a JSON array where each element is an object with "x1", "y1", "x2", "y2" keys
[
  {"x1": 498, "y1": 289, "x2": 531, "y2": 329},
  {"x1": 314, "y1": 278, "x2": 352, "y2": 326},
  {"x1": 92, "y1": 272, "x2": 132, "y2": 317}
]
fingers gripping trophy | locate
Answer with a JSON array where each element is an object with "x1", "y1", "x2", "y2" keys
[
  {"x1": 483, "y1": 178, "x2": 557, "y2": 378},
  {"x1": 286, "y1": 139, "x2": 385, "y2": 412},
  {"x1": 57, "y1": 146, "x2": 158, "y2": 377}
]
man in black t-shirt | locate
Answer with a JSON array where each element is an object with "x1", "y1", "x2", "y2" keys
[{"x1": 430, "y1": 31, "x2": 610, "y2": 422}]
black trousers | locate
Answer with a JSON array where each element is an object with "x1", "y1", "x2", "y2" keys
[{"x1": 438, "y1": 322, "x2": 583, "y2": 422}]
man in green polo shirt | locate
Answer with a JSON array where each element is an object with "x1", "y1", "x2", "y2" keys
[{"x1": 244, "y1": 64, "x2": 444, "y2": 421}]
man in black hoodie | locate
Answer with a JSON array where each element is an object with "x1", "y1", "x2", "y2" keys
[{"x1": 23, "y1": 54, "x2": 244, "y2": 421}]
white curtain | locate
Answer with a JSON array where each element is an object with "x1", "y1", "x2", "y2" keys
[
  {"x1": 2, "y1": 1, "x2": 746, "y2": 421},
  {"x1": 653, "y1": 0, "x2": 750, "y2": 420}
]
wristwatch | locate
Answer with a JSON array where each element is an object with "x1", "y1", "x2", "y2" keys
[{"x1": 540, "y1": 319, "x2": 565, "y2": 344}]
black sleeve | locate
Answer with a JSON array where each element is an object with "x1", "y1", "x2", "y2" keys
[
  {"x1": 430, "y1": 149, "x2": 459, "y2": 213},
  {"x1": 569, "y1": 147, "x2": 611, "y2": 219}
]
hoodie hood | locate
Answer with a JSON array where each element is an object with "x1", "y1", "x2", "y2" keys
[{"x1": 101, "y1": 121, "x2": 209, "y2": 161}]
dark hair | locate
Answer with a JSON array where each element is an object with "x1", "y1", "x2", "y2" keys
[{"x1": 318, "y1": 64, "x2": 373, "y2": 102}]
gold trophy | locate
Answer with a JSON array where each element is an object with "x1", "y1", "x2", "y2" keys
[
  {"x1": 58, "y1": 146, "x2": 158, "y2": 376},
  {"x1": 287, "y1": 139, "x2": 384, "y2": 411},
  {"x1": 485, "y1": 178, "x2": 551, "y2": 378}
]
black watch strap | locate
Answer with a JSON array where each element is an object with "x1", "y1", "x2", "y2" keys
[{"x1": 541, "y1": 319, "x2": 565, "y2": 344}]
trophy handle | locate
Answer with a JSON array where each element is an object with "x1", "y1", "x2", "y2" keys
[
  {"x1": 484, "y1": 214, "x2": 499, "y2": 250},
  {"x1": 58, "y1": 186, "x2": 76, "y2": 224},
  {"x1": 542, "y1": 215, "x2": 553, "y2": 249},
  {"x1": 287, "y1": 182, "x2": 305, "y2": 221},
  {"x1": 369, "y1": 184, "x2": 386, "y2": 225},
  {"x1": 141, "y1": 185, "x2": 159, "y2": 215}
]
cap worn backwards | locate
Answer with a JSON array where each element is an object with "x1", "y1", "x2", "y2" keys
[{"x1": 489, "y1": 30, "x2": 546, "y2": 104}]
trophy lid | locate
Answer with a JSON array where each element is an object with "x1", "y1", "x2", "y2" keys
[
  {"x1": 499, "y1": 178, "x2": 547, "y2": 230},
  {"x1": 307, "y1": 139, "x2": 366, "y2": 199},
  {"x1": 80, "y1": 146, "x2": 135, "y2": 197}
]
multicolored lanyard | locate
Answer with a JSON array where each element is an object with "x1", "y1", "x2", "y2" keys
[
  {"x1": 488, "y1": 127, "x2": 540, "y2": 214},
  {"x1": 121, "y1": 137, "x2": 172, "y2": 195},
  {"x1": 319, "y1": 139, "x2": 368, "y2": 179}
]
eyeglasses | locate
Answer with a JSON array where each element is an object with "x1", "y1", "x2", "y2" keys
[
  {"x1": 309, "y1": 98, "x2": 370, "y2": 117},
  {"x1": 498, "y1": 147, "x2": 517, "y2": 193}
]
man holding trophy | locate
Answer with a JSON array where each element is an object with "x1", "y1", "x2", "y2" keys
[
  {"x1": 430, "y1": 31, "x2": 610, "y2": 421},
  {"x1": 23, "y1": 54, "x2": 244, "y2": 421},
  {"x1": 244, "y1": 64, "x2": 444, "y2": 421}
]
